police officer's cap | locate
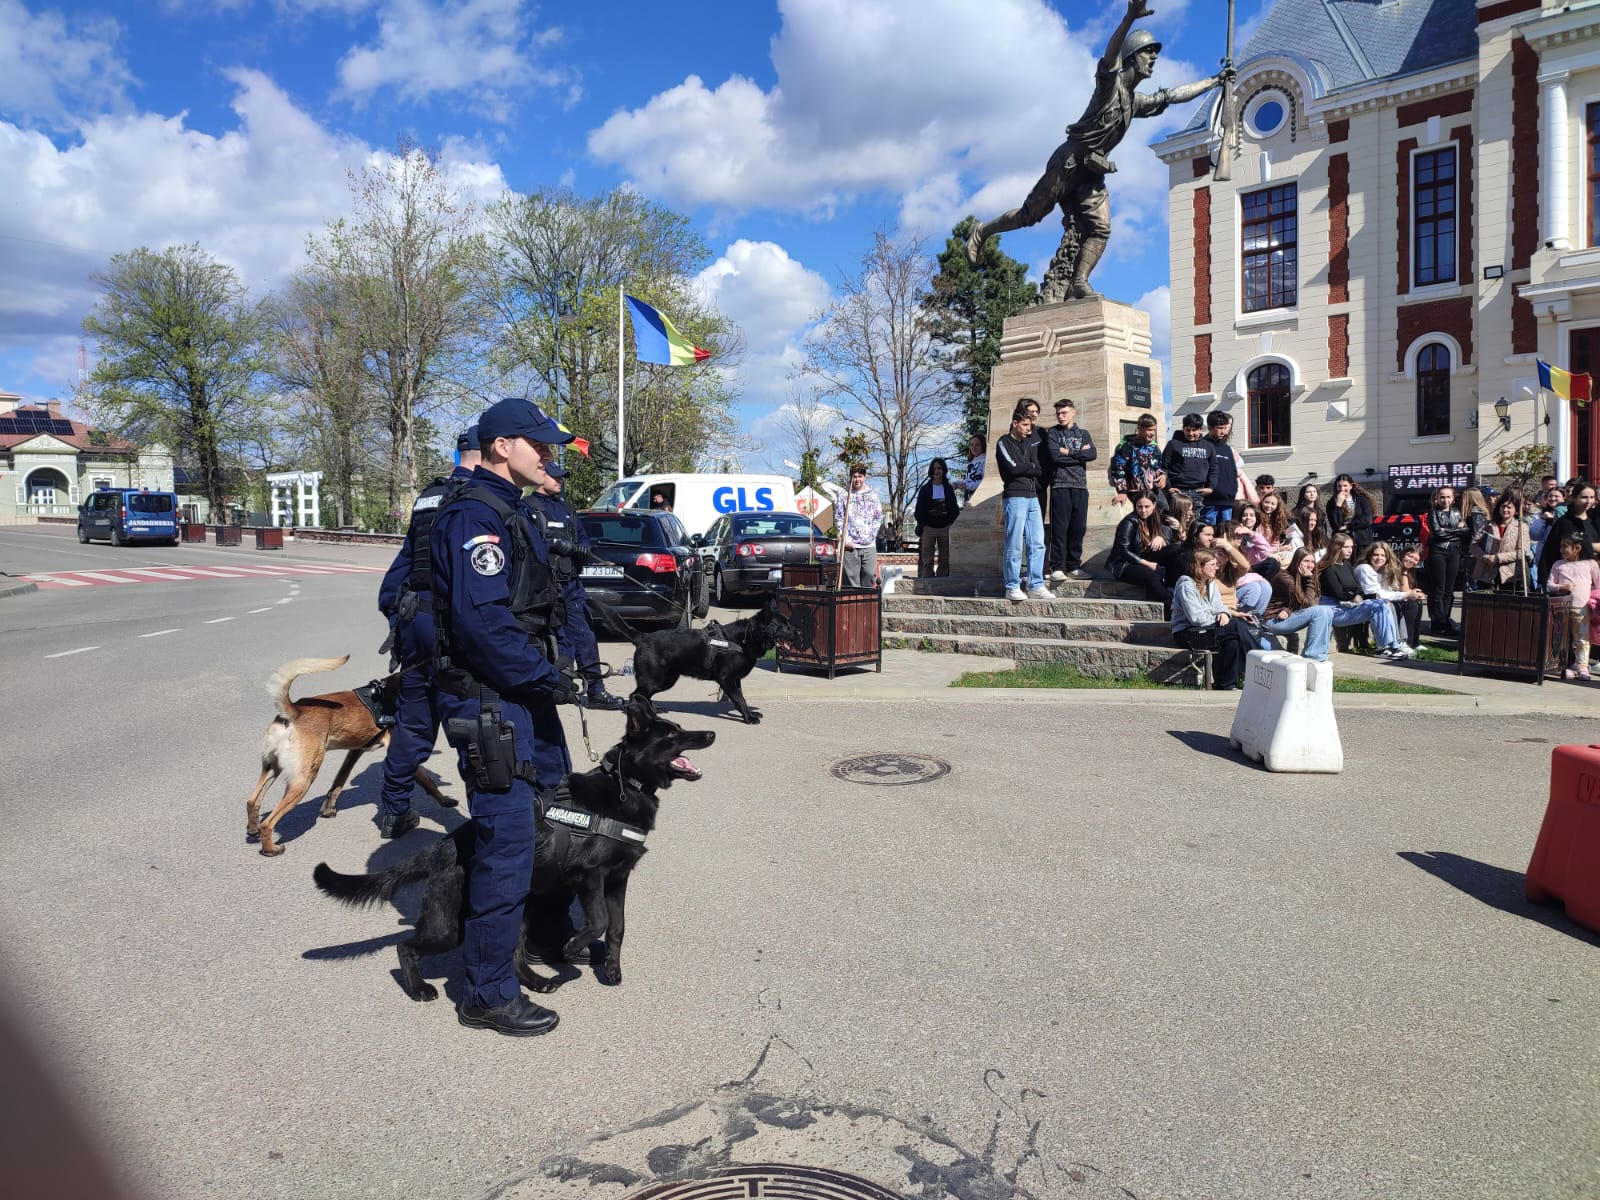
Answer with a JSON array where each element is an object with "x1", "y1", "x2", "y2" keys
[
  {"x1": 456, "y1": 423, "x2": 479, "y2": 453},
  {"x1": 546, "y1": 461, "x2": 568, "y2": 480},
  {"x1": 478, "y1": 398, "x2": 575, "y2": 446}
]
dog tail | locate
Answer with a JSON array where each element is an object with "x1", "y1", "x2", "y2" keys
[
  {"x1": 312, "y1": 849, "x2": 436, "y2": 907},
  {"x1": 266, "y1": 655, "x2": 350, "y2": 719},
  {"x1": 587, "y1": 596, "x2": 641, "y2": 645}
]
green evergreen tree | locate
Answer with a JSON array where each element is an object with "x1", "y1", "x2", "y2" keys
[{"x1": 925, "y1": 216, "x2": 1035, "y2": 448}]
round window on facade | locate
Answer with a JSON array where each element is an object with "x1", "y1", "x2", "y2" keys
[{"x1": 1245, "y1": 92, "x2": 1288, "y2": 139}]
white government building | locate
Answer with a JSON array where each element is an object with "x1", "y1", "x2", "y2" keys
[{"x1": 1153, "y1": 0, "x2": 1600, "y2": 497}]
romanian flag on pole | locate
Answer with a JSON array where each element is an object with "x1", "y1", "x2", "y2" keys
[
  {"x1": 1538, "y1": 359, "x2": 1593, "y2": 406},
  {"x1": 624, "y1": 295, "x2": 711, "y2": 366}
]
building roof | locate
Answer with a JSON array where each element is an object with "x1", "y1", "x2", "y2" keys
[
  {"x1": 1172, "y1": 0, "x2": 1480, "y2": 136},
  {"x1": 0, "y1": 405, "x2": 138, "y2": 454}
]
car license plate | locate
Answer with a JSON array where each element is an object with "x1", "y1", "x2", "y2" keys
[
  {"x1": 768, "y1": 568, "x2": 783, "y2": 580},
  {"x1": 582, "y1": 565, "x2": 624, "y2": 578}
]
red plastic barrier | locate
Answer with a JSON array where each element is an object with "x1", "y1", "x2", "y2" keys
[{"x1": 1526, "y1": 744, "x2": 1600, "y2": 932}]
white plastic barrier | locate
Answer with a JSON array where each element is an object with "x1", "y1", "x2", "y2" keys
[
  {"x1": 880, "y1": 565, "x2": 905, "y2": 595},
  {"x1": 1228, "y1": 650, "x2": 1343, "y2": 773}
]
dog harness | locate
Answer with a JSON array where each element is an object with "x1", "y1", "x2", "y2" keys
[
  {"x1": 353, "y1": 680, "x2": 397, "y2": 733},
  {"x1": 535, "y1": 772, "x2": 650, "y2": 859}
]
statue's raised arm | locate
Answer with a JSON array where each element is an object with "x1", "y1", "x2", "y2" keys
[{"x1": 965, "y1": 0, "x2": 1225, "y2": 305}]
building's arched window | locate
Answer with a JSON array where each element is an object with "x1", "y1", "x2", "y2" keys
[
  {"x1": 1416, "y1": 343, "x2": 1451, "y2": 436},
  {"x1": 1247, "y1": 363, "x2": 1291, "y2": 447}
]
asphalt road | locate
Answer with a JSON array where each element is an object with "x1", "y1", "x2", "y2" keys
[{"x1": 1, "y1": 524, "x2": 1597, "y2": 1200}]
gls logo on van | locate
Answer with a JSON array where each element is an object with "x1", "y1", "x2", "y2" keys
[{"x1": 712, "y1": 486, "x2": 775, "y2": 514}]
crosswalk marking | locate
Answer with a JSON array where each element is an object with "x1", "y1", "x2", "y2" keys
[
  {"x1": 20, "y1": 562, "x2": 386, "y2": 590},
  {"x1": 76, "y1": 571, "x2": 139, "y2": 584},
  {"x1": 45, "y1": 646, "x2": 100, "y2": 657}
]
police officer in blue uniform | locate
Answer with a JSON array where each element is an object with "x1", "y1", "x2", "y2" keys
[
  {"x1": 430, "y1": 398, "x2": 578, "y2": 1036},
  {"x1": 373, "y1": 425, "x2": 480, "y2": 838},
  {"x1": 531, "y1": 461, "x2": 629, "y2": 711}
]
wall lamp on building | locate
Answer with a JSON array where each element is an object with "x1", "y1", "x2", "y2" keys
[
  {"x1": 1483, "y1": 265, "x2": 1504, "y2": 280},
  {"x1": 1493, "y1": 396, "x2": 1511, "y2": 431}
]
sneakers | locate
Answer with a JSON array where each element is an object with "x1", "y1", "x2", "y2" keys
[
  {"x1": 378, "y1": 809, "x2": 420, "y2": 839},
  {"x1": 1068, "y1": 567, "x2": 1094, "y2": 579},
  {"x1": 1579, "y1": 669, "x2": 1593, "y2": 682},
  {"x1": 1048, "y1": 570, "x2": 1068, "y2": 583},
  {"x1": 1383, "y1": 644, "x2": 1416, "y2": 659},
  {"x1": 1026, "y1": 585, "x2": 1055, "y2": 600},
  {"x1": 1006, "y1": 587, "x2": 1027, "y2": 602},
  {"x1": 1563, "y1": 667, "x2": 1577, "y2": 680}
]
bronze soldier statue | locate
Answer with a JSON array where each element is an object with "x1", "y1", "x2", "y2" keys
[{"x1": 965, "y1": 0, "x2": 1232, "y2": 304}]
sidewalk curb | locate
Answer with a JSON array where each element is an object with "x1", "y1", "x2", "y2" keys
[{"x1": 0, "y1": 577, "x2": 38, "y2": 599}]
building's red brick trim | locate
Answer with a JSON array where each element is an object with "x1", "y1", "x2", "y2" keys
[
  {"x1": 1512, "y1": 37, "x2": 1539, "y2": 270},
  {"x1": 1328, "y1": 118, "x2": 1349, "y2": 144},
  {"x1": 1397, "y1": 297, "x2": 1474, "y2": 371},
  {"x1": 1479, "y1": 0, "x2": 1540, "y2": 23},
  {"x1": 1196, "y1": 333, "x2": 1213, "y2": 394},
  {"x1": 1397, "y1": 90, "x2": 1474, "y2": 127},
  {"x1": 1192, "y1": 156, "x2": 1211, "y2": 179},
  {"x1": 1329, "y1": 314, "x2": 1350, "y2": 378},
  {"x1": 1194, "y1": 187, "x2": 1212, "y2": 327},
  {"x1": 1454, "y1": 125, "x2": 1474, "y2": 287},
  {"x1": 1329, "y1": 153, "x2": 1350, "y2": 303},
  {"x1": 1398, "y1": 137, "x2": 1417, "y2": 294},
  {"x1": 1512, "y1": 292, "x2": 1537, "y2": 355}
]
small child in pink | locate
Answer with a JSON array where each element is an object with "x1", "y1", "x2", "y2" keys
[{"x1": 1546, "y1": 534, "x2": 1600, "y2": 680}]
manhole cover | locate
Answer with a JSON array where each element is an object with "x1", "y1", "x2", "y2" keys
[
  {"x1": 626, "y1": 1164, "x2": 903, "y2": 1199},
  {"x1": 829, "y1": 753, "x2": 951, "y2": 786}
]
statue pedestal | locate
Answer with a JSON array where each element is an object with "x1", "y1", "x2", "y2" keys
[{"x1": 950, "y1": 296, "x2": 1164, "y2": 580}]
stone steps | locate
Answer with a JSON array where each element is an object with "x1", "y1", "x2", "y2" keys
[
  {"x1": 897, "y1": 575, "x2": 1142, "y2": 600},
  {"x1": 886, "y1": 611, "x2": 1171, "y2": 645},
  {"x1": 887, "y1": 593, "x2": 1164, "y2": 622},
  {"x1": 881, "y1": 632, "x2": 1199, "y2": 682}
]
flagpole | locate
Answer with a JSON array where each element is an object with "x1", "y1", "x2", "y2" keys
[{"x1": 617, "y1": 290, "x2": 626, "y2": 482}]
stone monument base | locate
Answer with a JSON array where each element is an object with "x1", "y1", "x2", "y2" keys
[{"x1": 950, "y1": 295, "x2": 1163, "y2": 583}]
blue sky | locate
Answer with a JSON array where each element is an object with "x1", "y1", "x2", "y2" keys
[{"x1": 0, "y1": 0, "x2": 1258, "y2": 472}]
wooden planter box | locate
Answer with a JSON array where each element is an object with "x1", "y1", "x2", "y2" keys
[
  {"x1": 213, "y1": 524, "x2": 243, "y2": 547},
  {"x1": 1458, "y1": 590, "x2": 1552, "y2": 684},
  {"x1": 253, "y1": 526, "x2": 284, "y2": 550},
  {"x1": 180, "y1": 522, "x2": 207, "y2": 543},
  {"x1": 781, "y1": 562, "x2": 833, "y2": 588},
  {"x1": 774, "y1": 584, "x2": 882, "y2": 678}
]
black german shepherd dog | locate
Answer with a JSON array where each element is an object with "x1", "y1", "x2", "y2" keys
[
  {"x1": 629, "y1": 597, "x2": 807, "y2": 725},
  {"x1": 312, "y1": 700, "x2": 714, "y2": 998}
]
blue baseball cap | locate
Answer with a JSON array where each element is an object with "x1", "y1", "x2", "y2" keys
[
  {"x1": 456, "y1": 423, "x2": 479, "y2": 453},
  {"x1": 478, "y1": 398, "x2": 575, "y2": 446},
  {"x1": 546, "y1": 461, "x2": 568, "y2": 480}
]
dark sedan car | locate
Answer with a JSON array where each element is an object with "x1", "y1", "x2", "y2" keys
[
  {"x1": 577, "y1": 508, "x2": 709, "y2": 631},
  {"x1": 702, "y1": 510, "x2": 834, "y2": 602}
]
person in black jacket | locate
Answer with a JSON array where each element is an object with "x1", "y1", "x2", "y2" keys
[
  {"x1": 996, "y1": 403, "x2": 1052, "y2": 601},
  {"x1": 1421, "y1": 486, "x2": 1468, "y2": 637},
  {"x1": 1324, "y1": 473, "x2": 1376, "y2": 549},
  {"x1": 1537, "y1": 482, "x2": 1600, "y2": 589},
  {"x1": 1106, "y1": 490, "x2": 1173, "y2": 613},
  {"x1": 913, "y1": 457, "x2": 959, "y2": 578},
  {"x1": 1161, "y1": 413, "x2": 1218, "y2": 509},
  {"x1": 1042, "y1": 397, "x2": 1098, "y2": 580}
]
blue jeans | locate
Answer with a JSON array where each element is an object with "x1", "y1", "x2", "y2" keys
[
  {"x1": 1262, "y1": 605, "x2": 1333, "y2": 661},
  {"x1": 1203, "y1": 503, "x2": 1234, "y2": 527},
  {"x1": 1235, "y1": 579, "x2": 1271, "y2": 615},
  {"x1": 1003, "y1": 495, "x2": 1045, "y2": 591},
  {"x1": 1323, "y1": 598, "x2": 1400, "y2": 648}
]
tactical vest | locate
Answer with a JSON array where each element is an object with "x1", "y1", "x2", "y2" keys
[
  {"x1": 405, "y1": 475, "x2": 459, "y2": 593},
  {"x1": 533, "y1": 493, "x2": 581, "y2": 583},
  {"x1": 433, "y1": 484, "x2": 564, "y2": 694}
]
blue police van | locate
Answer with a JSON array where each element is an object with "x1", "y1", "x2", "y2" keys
[{"x1": 77, "y1": 488, "x2": 182, "y2": 546}]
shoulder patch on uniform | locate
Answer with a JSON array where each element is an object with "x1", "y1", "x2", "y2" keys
[
  {"x1": 470, "y1": 542, "x2": 506, "y2": 576},
  {"x1": 462, "y1": 533, "x2": 501, "y2": 549}
]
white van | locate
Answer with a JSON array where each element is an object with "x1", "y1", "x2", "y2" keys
[{"x1": 589, "y1": 473, "x2": 799, "y2": 539}]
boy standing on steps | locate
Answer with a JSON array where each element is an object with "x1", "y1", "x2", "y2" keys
[
  {"x1": 1043, "y1": 397, "x2": 1097, "y2": 582},
  {"x1": 996, "y1": 402, "x2": 1053, "y2": 602}
]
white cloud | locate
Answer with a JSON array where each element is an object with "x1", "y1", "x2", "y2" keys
[
  {"x1": 589, "y1": 0, "x2": 1212, "y2": 252},
  {"x1": 0, "y1": 68, "x2": 509, "y2": 367},
  {"x1": 1136, "y1": 283, "x2": 1172, "y2": 406},
  {"x1": 0, "y1": 0, "x2": 135, "y2": 131},
  {"x1": 335, "y1": 0, "x2": 578, "y2": 120}
]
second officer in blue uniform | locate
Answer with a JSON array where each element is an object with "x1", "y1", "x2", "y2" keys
[
  {"x1": 373, "y1": 425, "x2": 480, "y2": 838},
  {"x1": 530, "y1": 461, "x2": 629, "y2": 711},
  {"x1": 430, "y1": 398, "x2": 578, "y2": 1036}
]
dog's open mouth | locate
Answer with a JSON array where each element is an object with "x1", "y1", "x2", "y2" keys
[{"x1": 669, "y1": 754, "x2": 702, "y2": 780}]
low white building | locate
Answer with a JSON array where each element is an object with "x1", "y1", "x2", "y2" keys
[
  {"x1": 0, "y1": 391, "x2": 174, "y2": 518},
  {"x1": 1153, "y1": 0, "x2": 1600, "y2": 496}
]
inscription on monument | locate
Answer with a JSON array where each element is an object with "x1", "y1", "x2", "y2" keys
[{"x1": 1123, "y1": 363, "x2": 1152, "y2": 409}]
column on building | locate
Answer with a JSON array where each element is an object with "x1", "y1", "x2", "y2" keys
[{"x1": 1542, "y1": 70, "x2": 1571, "y2": 251}]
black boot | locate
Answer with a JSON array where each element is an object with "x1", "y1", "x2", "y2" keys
[
  {"x1": 378, "y1": 809, "x2": 419, "y2": 839},
  {"x1": 585, "y1": 689, "x2": 628, "y2": 712},
  {"x1": 457, "y1": 993, "x2": 559, "y2": 1036}
]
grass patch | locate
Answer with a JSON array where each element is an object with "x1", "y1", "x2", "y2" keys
[
  {"x1": 1414, "y1": 644, "x2": 1459, "y2": 663},
  {"x1": 951, "y1": 662, "x2": 1458, "y2": 695}
]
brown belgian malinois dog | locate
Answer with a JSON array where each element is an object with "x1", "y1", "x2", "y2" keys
[{"x1": 244, "y1": 656, "x2": 453, "y2": 857}]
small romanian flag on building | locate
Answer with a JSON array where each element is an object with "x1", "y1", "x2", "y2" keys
[
  {"x1": 625, "y1": 295, "x2": 712, "y2": 366},
  {"x1": 1537, "y1": 359, "x2": 1593, "y2": 406}
]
